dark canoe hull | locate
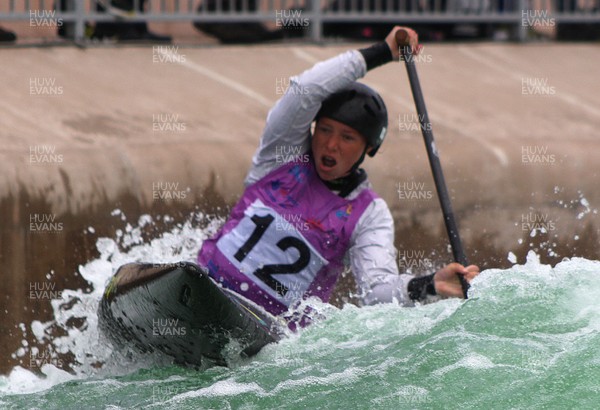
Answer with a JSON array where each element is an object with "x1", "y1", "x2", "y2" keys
[{"x1": 98, "y1": 262, "x2": 283, "y2": 367}]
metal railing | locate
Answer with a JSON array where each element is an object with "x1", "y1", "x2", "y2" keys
[{"x1": 1, "y1": 0, "x2": 599, "y2": 42}]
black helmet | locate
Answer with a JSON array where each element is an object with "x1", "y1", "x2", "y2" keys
[{"x1": 315, "y1": 82, "x2": 388, "y2": 157}]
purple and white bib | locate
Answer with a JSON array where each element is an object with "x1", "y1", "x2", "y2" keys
[{"x1": 198, "y1": 158, "x2": 377, "y2": 316}]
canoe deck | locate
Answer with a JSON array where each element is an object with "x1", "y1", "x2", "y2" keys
[{"x1": 98, "y1": 262, "x2": 283, "y2": 367}]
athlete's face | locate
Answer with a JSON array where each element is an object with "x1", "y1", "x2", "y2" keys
[{"x1": 312, "y1": 117, "x2": 369, "y2": 181}]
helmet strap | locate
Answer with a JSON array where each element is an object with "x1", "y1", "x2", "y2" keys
[{"x1": 349, "y1": 146, "x2": 368, "y2": 174}]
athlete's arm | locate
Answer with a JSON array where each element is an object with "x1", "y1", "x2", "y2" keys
[
  {"x1": 245, "y1": 26, "x2": 418, "y2": 186},
  {"x1": 349, "y1": 198, "x2": 479, "y2": 305},
  {"x1": 348, "y1": 199, "x2": 417, "y2": 306}
]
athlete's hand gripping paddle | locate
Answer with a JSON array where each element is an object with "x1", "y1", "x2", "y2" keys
[{"x1": 396, "y1": 30, "x2": 470, "y2": 299}]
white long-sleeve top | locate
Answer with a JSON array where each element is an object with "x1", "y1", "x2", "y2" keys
[{"x1": 245, "y1": 49, "x2": 416, "y2": 306}]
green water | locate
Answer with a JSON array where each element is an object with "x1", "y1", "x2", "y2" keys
[{"x1": 2, "y1": 253, "x2": 599, "y2": 409}]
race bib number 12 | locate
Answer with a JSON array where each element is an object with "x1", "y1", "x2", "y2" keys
[{"x1": 216, "y1": 199, "x2": 327, "y2": 304}]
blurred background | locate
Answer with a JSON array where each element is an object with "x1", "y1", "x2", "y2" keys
[
  {"x1": 2, "y1": 0, "x2": 600, "y2": 44},
  {"x1": 1, "y1": 0, "x2": 599, "y2": 375}
]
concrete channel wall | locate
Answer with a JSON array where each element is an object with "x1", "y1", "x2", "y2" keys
[{"x1": 1, "y1": 42, "x2": 599, "y2": 373}]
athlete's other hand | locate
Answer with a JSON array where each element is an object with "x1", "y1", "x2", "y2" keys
[
  {"x1": 385, "y1": 26, "x2": 420, "y2": 60},
  {"x1": 433, "y1": 263, "x2": 480, "y2": 299}
]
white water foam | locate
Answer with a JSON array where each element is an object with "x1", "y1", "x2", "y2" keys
[
  {"x1": 1, "y1": 211, "x2": 223, "y2": 396},
  {"x1": 3, "y1": 205, "x2": 599, "y2": 398}
]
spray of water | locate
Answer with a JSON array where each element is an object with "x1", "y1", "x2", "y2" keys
[
  {"x1": 1, "y1": 191, "x2": 598, "y2": 401},
  {"x1": 1, "y1": 211, "x2": 223, "y2": 395}
]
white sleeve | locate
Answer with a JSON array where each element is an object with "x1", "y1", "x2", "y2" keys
[
  {"x1": 348, "y1": 198, "x2": 416, "y2": 307},
  {"x1": 245, "y1": 50, "x2": 367, "y2": 186}
]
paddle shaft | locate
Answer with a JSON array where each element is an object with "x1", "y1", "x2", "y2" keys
[{"x1": 396, "y1": 32, "x2": 470, "y2": 298}]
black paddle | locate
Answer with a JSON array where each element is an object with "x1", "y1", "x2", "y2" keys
[{"x1": 396, "y1": 30, "x2": 470, "y2": 299}]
